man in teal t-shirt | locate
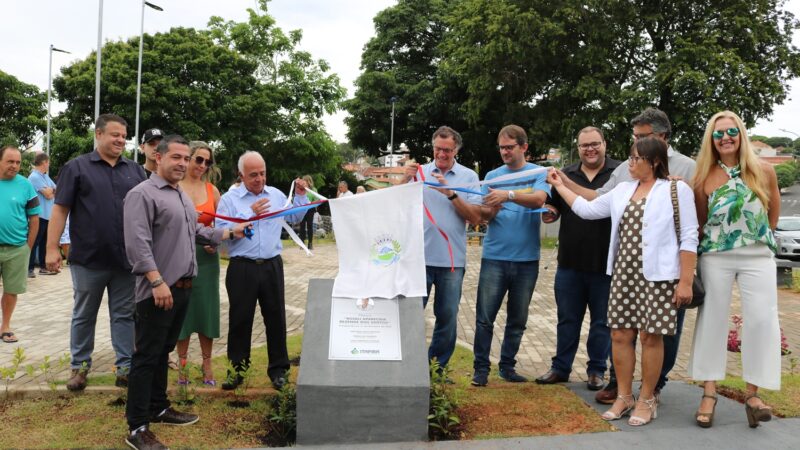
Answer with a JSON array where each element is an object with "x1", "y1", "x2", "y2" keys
[
  {"x1": 471, "y1": 125, "x2": 550, "y2": 387},
  {"x1": 0, "y1": 145, "x2": 41, "y2": 343}
]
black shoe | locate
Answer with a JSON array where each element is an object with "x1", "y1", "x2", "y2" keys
[
  {"x1": 471, "y1": 371, "x2": 488, "y2": 387},
  {"x1": 499, "y1": 368, "x2": 528, "y2": 383},
  {"x1": 535, "y1": 369, "x2": 569, "y2": 385},
  {"x1": 150, "y1": 407, "x2": 199, "y2": 426},
  {"x1": 271, "y1": 376, "x2": 287, "y2": 390},
  {"x1": 221, "y1": 374, "x2": 243, "y2": 391},
  {"x1": 595, "y1": 379, "x2": 618, "y2": 404},
  {"x1": 125, "y1": 427, "x2": 167, "y2": 450},
  {"x1": 587, "y1": 373, "x2": 604, "y2": 391},
  {"x1": 115, "y1": 374, "x2": 128, "y2": 388}
]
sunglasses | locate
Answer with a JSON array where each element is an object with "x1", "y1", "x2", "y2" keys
[
  {"x1": 194, "y1": 155, "x2": 213, "y2": 167},
  {"x1": 712, "y1": 127, "x2": 740, "y2": 140}
]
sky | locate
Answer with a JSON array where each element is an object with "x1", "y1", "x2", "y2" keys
[{"x1": 2, "y1": 0, "x2": 800, "y2": 149}]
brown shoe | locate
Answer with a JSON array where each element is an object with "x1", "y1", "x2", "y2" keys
[
  {"x1": 535, "y1": 369, "x2": 568, "y2": 384},
  {"x1": 595, "y1": 380, "x2": 617, "y2": 404},
  {"x1": 66, "y1": 368, "x2": 88, "y2": 391}
]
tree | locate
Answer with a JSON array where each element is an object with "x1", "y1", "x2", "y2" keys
[
  {"x1": 53, "y1": 1, "x2": 345, "y2": 190},
  {"x1": 0, "y1": 70, "x2": 46, "y2": 148},
  {"x1": 775, "y1": 162, "x2": 796, "y2": 190},
  {"x1": 347, "y1": 0, "x2": 800, "y2": 175}
]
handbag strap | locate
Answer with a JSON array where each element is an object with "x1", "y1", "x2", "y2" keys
[{"x1": 670, "y1": 180, "x2": 680, "y2": 242}]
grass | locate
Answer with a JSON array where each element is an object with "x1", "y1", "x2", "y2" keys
[
  {"x1": 717, "y1": 373, "x2": 800, "y2": 417},
  {"x1": 1, "y1": 335, "x2": 611, "y2": 447}
]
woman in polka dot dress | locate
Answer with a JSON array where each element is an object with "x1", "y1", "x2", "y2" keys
[{"x1": 547, "y1": 137, "x2": 698, "y2": 426}]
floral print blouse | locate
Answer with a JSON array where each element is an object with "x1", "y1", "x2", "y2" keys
[{"x1": 698, "y1": 162, "x2": 776, "y2": 254}]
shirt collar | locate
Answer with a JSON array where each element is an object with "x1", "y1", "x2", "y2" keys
[
  {"x1": 89, "y1": 150, "x2": 130, "y2": 165},
  {"x1": 235, "y1": 183, "x2": 267, "y2": 198},
  {"x1": 431, "y1": 161, "x2": 461, "y2": 176},
  {"x1": 667, "y1": 145, "x2": 675, "y2": 157},
  {"x1": 150, "y1": 173, "x2": 178, "y2": 190},
  {"x1": 564, "y1": 157, "x2": 617, "y2": 175}
]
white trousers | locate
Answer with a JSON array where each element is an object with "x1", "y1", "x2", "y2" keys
[{"x1": 688, "y1": 244, "x2": 781, "y2": 390}]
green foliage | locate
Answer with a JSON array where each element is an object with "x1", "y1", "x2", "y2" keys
[
  {"x1": 764, "y1": 136, "x2": 794, "y2": 148},
  {"x1": 775, "y1": 163, "x2": 796, "y2": 190},
  {"x1": 267, "y1": 382, "x2": 297, "y2": 444},
  {"x1": 1, "y1": 348, "x2": 26, "y2": 400},
  {"x1": 0, "y1": 71, "x2": 46, "y2": 148},
  {"x1": 428, "y1": 358, "x2": 461, "y2": 439},
  {"x1": 24, "y1": 353, "x2": 71, "y2": 392},
  {"x1": 176, "y1": 362, "x2": 202, "y2": 405},
  {"x1": 51, "y1": 1, "x2": 345, "y2": 190},
  {"x1": 224, "y1": 358, "x2": 254, "y2": 403},
  {"x1": 347, "y1": 0, "x2": 800, "y2": 175}
]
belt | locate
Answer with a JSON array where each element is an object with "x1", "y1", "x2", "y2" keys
[
  {"x1": 230, "y1": 256, "x2": 278, "y2": 265},
  {"x1": 173, "y1": 277, "x2": 193, "y2": 289}
]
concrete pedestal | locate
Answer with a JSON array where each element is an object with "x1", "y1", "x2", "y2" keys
[{"x1": 296, "y1": 279, "x2": 430, "y2": 445}]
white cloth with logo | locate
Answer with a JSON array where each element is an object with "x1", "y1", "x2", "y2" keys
[{"x1": 330, "y1": 182, "x2": 426, "y2": 299}]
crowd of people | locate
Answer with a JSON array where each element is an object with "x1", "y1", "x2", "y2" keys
[{"x1": 0, "y1": 105, "x2": 784, "y2": 448}]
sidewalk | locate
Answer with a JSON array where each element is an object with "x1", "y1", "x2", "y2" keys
[{"x1": 2, "y1": 242, "x2": 799, "y2": 385}]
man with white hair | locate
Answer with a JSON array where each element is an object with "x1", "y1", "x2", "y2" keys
[{"x1": 215, "y1": 151, "x2": 309, "y2": 390}]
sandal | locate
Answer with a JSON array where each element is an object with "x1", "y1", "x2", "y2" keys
[
  {"x1": 601, "y1": 394, "x2": 635, "y2": 420},
  {"x1": 745, "y1": 393, "x2": 772, "y2": 428},
  {"x1": 177, "y1": 354, "x2": 190, "y2": 385},
  {"x1": 202, "y1": 353, "x2": 216, "y2": 386},
  {"x1": 629, "y1": 396, "x2": 658, "y2": 426},
  {"x1": 1, "y1": 332, "x2": 18, "y2": 343},
  {"x1": 696, "y1": 393, "x2": 718, "y2": 428}
]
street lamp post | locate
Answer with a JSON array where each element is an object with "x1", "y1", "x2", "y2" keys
[
  {"x1": 94, "y1": 0, "x2": 103, "y2": 122},
  {"x1": 133, "y1": 0, "x2": 164, "y2": 163},
  {"x1": 47, "y1": 45, "x2": 71, "y2": 155},
  {"x1": 389, "y1": 96, "x2": 397, "y2": 167}
]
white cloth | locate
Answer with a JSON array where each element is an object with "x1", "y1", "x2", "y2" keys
[
  {"x1": 330, "y1": 182, "x2": 426, "y2": 299},
  {"x1": 689, "y1": 244, "x2": 782, "y2": 389},
  {"x1": 571, "y1": 178, "x2": 698, "y2": 281}
]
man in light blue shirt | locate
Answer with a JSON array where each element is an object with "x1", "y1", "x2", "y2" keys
[
  {"x1": 472, "y1": 124, "x2": 550, "y2": 387},
  {"x1": 27, "y1": 152, "x2": 57, "y2": 276},
  {"x1": 403, "y1": 126, "x2": 481, "y2": 371},
  {"x1": 215, "y1": 151, "x2": 308, "y2": 390}
]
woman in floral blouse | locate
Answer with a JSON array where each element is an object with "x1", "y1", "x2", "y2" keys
[{"x1": 689, "y1": 111, "x2": 781, "y2": 429}]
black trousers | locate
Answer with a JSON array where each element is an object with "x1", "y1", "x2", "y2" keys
[
  {"x1": 298, "y1": 210, "x2": 314, "y2": 248},
  {"x1": 126, "y1": 287, "x2": 190, "y2": 431},
  {"x1": 226, "y1": 256, "x2": 289, "y2": 381},
  {"x1": 28, "y1": 217, "x2": 48, "y2": 270}
]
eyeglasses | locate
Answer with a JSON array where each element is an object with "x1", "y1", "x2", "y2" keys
[
  {"x1": 194, "y1": 155, "x2": 213, "y2": 167},
  {"x1": 578, "y1": 141, "x2": 603, "y2": 150},
  {"x1": 628, "y1": 155, "x2": 647, "y2": 164},
  {"x1": 632, "y1": 132, "x2": 654, "y2": 140},
  {"x1": 711, "y1": 127, "x2": 740, "y2": 140},
  {"x1": 497, "y1": 144, "x2": 519, "y2": 151},
  {"x1": 434, "y1": 146, "x2": 456, "y2": 154}
]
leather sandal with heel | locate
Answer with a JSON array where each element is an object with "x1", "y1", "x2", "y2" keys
[
  {"x1": 628, "y1": 396, "x2": 658, "y2": 426},
  {"x1": 601, "y1": 394, "x2": 635, "y2": 421},
  {"x1": 201, "y1": 353, "x2": 216, "y2": 387},
  {"x1": 745, "y1": 393, "x2": 772, "y2": 428},
  {"x1": 695, "y1": 393, "x2": 718, "y2": 428}
]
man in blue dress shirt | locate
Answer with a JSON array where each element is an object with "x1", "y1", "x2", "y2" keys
[
  {"x1": 403, "y1": 126, "x2": 481, "y2": 373},
  {"x1": 27, "y1": 152, "x2": 57, "y2": 276},
  {"x1": 215, "y1": 151, "x2": 308, "y2": 390}
]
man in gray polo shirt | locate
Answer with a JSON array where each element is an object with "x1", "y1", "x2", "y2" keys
[{"x1": 122, "y1": 134, "x2": 249, "y2": 450}]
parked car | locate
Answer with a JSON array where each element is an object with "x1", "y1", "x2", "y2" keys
[{"x1": 775, "y1": 216, "x2": 800, "y2": 260}]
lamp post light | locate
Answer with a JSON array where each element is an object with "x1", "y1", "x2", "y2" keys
[
  {"x1": 133, "y1": 0, "x2": 164, "y2": 163},
  {"x1": 94, "y1": 0, "x2": 103, "y2": 122},
  {"x1": 47, "y1": 45, "x2": 71, "y2": 156},
  {"x1": 389, "y1": 96, "x2": 397, "y2": 167}
]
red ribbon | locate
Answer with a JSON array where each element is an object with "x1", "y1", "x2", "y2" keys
[{"x1": 416, "y1": 165, "x2": 455, "y2": 272}]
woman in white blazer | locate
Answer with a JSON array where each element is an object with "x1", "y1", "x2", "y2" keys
[{"x1": 547, "y1": 137, "x2": 698, "y2": 426}]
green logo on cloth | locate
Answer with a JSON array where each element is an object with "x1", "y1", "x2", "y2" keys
[{"x1": 369, "y1": 234, "x2": 402, "y2": 267}]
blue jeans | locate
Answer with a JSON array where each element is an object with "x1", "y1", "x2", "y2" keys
[
  {"x1": 608, "y1": 306, "x2": 686, "y2": 391},
  {"x1": 551, "y1": 267, "x2": 611, "y2": 377},
  {"x1": 69, "y1": 264, "x2": 136, "y2": 372},
  {"x1": 424, "y1": 266, "x2": 465, "y2": 368},
  {"x1": 473, "y1": 258, "x2": 539, "y2": 373}
]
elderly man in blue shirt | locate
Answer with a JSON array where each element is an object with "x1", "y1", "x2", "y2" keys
[
  {"x1": 215, "y1": 151, "x2": 309, "y2": 390},
  {"x1": 27, "y1": 152, "x2": 57, "y2": 277},
  {"x1": 404, "y1": 126, "x2": 481, "y2": 374}
]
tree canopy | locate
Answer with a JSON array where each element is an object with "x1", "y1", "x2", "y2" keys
[
  {"x1": 52, "y1": 0, "x2": 345, "y2": 192},
  {"x1": 0, "y1": 70, "x2": 46, "y2": 148},
  {"x1": 346, "y1": 0, "x2": 800, "y2": 175}
]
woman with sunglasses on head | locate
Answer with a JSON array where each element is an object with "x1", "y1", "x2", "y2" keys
[
  {"x1": 175, "y1": 141, "x2": 223, "y2": 386},
  {"x1": 547, "y1": 137, "x2": 698, "y2": 426},
  {"x1": 689, "y1": 111, "x2": 781, "y2": 429}
]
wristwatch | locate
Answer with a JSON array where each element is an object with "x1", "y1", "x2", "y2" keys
[
  {"x1": 507, "y1": 190, "x2": 516, "y2": 201},
  {"x1": 448, "y1": 193, "x2": 458, "y2": 201},
  {"x1": 150, "y1": 276, "x2": 164, "y2": 288}
]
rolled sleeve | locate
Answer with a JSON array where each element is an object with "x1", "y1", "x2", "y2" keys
[
  {"x1": 196, "y1": 223, "x2": 225, "y2": 245},
  {"x1": 123, "y1": 190, "x2": 158, "y2": 275}
]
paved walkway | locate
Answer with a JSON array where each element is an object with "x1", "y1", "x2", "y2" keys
[{"x1": 2, "y1": 242, "x2": 799, "y2": 386}]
